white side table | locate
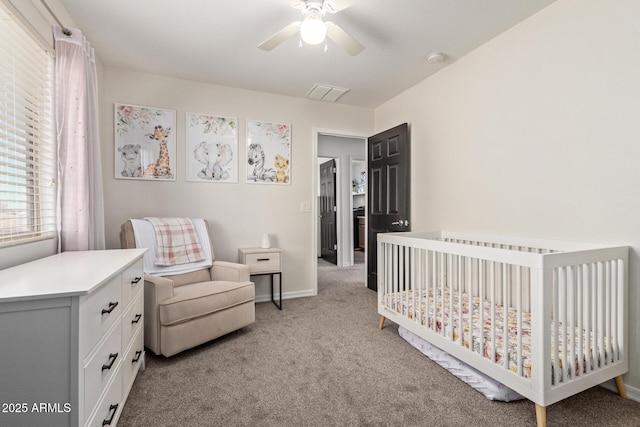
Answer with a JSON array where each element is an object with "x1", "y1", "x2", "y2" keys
[{"x1": 238, "y1": 247, "x2": 283, "y2": 310}]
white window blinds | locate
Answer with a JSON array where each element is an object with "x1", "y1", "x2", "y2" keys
[{"x1": 0, "y1": 1, "x2": 56, "y2": 247}]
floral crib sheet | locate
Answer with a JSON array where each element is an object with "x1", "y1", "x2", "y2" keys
[{"x1": 384, "y1": 289, "x2": 612, "y2": 383}]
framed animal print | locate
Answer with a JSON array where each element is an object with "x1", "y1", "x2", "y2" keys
[
  {"x1": 115, "y1": 103, "x2": 176, "y2": 181},
  {"x1": 186, "y1": 113, "x2": 238, "y2": 183},
  {"x1": 246, "y1": 119, "x2": 291, "y2": 185}
]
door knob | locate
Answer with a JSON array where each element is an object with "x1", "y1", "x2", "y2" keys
[{"x1": 391, "y1": 219, "x2": 409, "y2": 227}]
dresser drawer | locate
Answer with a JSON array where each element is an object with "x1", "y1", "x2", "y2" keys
[
  {"x1": 79, "y1": 275, "x2": 122, "y2": 357},
  {"x1": 84, "y1": 322, "x2": 122, "y2": 419},
  {"x1": 122, "y1": 291, "x2": 143, "y2": 349},
  {"x1": 85, "y1": 364, "x2": 122, "y2": 427},
  {"x1": 121, "y1": 260, "x2": 143, "y2": 308},
  {"x1": 244, "y1": 252, "x2": 281, "y2": 274},
  {"x1": 123, "y1": 327, "x2": 144, "y2": 397}
]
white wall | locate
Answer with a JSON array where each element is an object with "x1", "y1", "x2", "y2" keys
[
  {"x1": 375, "y1": 0, "x2": 640, "y2": 394},
  {"x1": 101, "y1": 68, "x2": 373, "y2": 301}
]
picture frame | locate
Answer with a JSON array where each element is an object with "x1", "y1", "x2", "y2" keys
[
  {"x1": 114, "y1": 103, "x2": 176, "y2": 181},
  {"x1": 186, "y1": 113, "x2": 238, "y2": 183},
  {"x1": 246, "y1": 120, "x2": 291, "y2": 185}
]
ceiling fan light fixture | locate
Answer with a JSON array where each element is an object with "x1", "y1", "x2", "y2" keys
[{"x1": 300, "y1": 17, "x2": 327, "y2": 45}]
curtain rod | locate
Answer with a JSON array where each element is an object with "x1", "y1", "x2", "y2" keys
[{"x1": 39, "y1": 0, "x2": 71, "y2": 36}]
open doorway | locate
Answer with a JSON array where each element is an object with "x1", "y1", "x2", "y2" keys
[{"x1": 313, "y1": 129, "x2": 367, "y2": 295}]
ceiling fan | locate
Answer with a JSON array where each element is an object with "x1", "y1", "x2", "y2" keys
[{"x1": 258, "y1": 0, "x2": 364, "y2": 56}]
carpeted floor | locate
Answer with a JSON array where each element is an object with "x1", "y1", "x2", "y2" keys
[{"x1": 119, "y1": 258, "x2": 640, "y2": 426}]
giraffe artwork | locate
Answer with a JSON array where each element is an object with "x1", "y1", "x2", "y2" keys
[
  {"x1": 115, "y1": 104, "x2": 176, "y2": 181},
  {"x1": 144, "y1": 125, "x2": 174, "y2": 179}
]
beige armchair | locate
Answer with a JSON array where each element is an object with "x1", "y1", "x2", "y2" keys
[{"x1": 120, "y1": 219, "x2": 255, "y2": 357}]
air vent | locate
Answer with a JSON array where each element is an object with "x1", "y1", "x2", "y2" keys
[{"x1": 306, "y1": 84, "x2": 350, "y2": 102}]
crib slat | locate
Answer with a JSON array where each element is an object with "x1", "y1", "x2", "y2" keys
[
  {"x1": 490, "y1": 261, "x2": 496, "y2": 364},
  {"x1": 591, "y1": 263, "x2": 597, "y2": 373},
  {"x1": 479, "y1": 259, "x2": 485, "y2": 361},
  {"x1": 517, "y1": 266, "x2": 523, "y2": 377},
  {"x1": 612, "y1": 260, "x2": 619, "y2": 361},
  {"x1": 503, "y1": 263, "x2": 509, "y2": 372},
  {"x1": 448, "y1": 253, "x2": 453, "y2": 341},
  {"x1": 577, "y1": 266, "x2": 584, "y2": 377},
  {"x1": 598, "y1": 262, "x2": 605, "y2": 370},
  {"x1": 459, "y1": 256, "x2": 464, "y2": 345},
  {"x1": 552, "y1": 269, "x2": 560, "y2": 385},
  {"x1": 431, "y1": 250, "x2": 436, "y2": 332},
  {"x1": 468, "y1": 258, "x2": 474, "y2": 354},
  {"x1": 560, "y1": 267, "x2": 567, "y2": 381},
  {"x1": 606, "y1": 261, "x2": 612, "y2": 366}
]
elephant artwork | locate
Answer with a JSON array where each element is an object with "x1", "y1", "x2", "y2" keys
[
  {"x1": 186, "y1": 113, "x2": 238, "y2": 182},
  {"x1": 194, "y1": 141, "x2": 234, "y2": 181}
]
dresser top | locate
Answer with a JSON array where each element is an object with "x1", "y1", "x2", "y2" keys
[{"x1": 0, "y1": 249, "x2": 146, "y2": 303}]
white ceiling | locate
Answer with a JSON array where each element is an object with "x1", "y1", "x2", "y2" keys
[{"x1": 58, "y1": 0, "x2": 556, "y2": 108}]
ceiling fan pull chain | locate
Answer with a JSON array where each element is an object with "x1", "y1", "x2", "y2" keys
[{"x1": 324, "y1": 37, "x2": 328, "y2": 52}]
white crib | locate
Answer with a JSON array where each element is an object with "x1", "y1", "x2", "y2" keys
[{"x1": 377, "y1": 231, "x2": 628, "y2": 427}]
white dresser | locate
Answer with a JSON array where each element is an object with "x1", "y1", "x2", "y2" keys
[{"x1": 0, "y1": 249, "x2": 146, "y2": 427}]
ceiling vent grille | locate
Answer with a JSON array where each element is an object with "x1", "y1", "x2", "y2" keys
[{"x1": 306, "y1": 84, "x2": 350, "y2": 102}]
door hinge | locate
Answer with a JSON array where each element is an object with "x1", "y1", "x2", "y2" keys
[
  {"x1": 334, "y1": 244, "x2": 337, "y2": 250},
  {"x1": 332, "y1": 167, "x2": 336, "y2": 173},
  {"x1": 333, "y1": 206, "x2": 337, "y2": 212}
]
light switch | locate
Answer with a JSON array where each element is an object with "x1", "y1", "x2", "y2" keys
[{"x1": 300, "y1": 201, "x2": 311, "y2": 212}]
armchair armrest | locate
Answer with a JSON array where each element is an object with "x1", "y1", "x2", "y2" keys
[
  {"x1": 210, "y1": 261, "x2": 250, "y2": 282},
  {"x1": 144, "y1": 274, "x2": 175, "y2": 303},
  {"x1": 143, "y1": 274, "x2": 175, "y2": 355}
]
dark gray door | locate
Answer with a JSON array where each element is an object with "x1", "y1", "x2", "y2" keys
[
  {"x1": 320, "y1": 159, "x2": 337, "y2": 264},
  {"x1": 367, "y1": 123, "x2": 410, "y2": 290}
]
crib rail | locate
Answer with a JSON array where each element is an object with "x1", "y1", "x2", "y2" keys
[{"x1": 378, "y1": 231, "x2": 628, "y2": 405}]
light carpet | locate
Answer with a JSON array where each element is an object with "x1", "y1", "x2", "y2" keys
[{"x1": 119, "y1": 258, "x2": 640, "y2": 426}]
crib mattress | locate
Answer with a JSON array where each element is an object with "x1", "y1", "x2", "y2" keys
[
  {"x1": 385, "y1": 289, "x2": 611, "y2": 382},
  {"x1": 398, "y1": 325, "x2": 524, "y2": 401}
]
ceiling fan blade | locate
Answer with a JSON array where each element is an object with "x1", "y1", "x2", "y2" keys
[
  {"x1": 325, "y1": 22, "x2": 364, "y2": 56},
  {"x1": 257, "y1": 21, "x2": 302, "y2": 51},
  {"x1": 327, "y1": 0, "x2": 360, "y2": 12}
]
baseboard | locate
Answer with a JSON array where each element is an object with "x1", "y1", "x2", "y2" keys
[
  {"x1": 600, "y1": 379, "x2": 640, "y2": 403},
  {"x1": 254, "y1": 289, "x2": 316, "y2": 304}
]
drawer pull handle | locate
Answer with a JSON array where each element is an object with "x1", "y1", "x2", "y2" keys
[
  {"x1": 132, "y1": 350, "x2": 142, "y2": 363},
  {"x1": 102, "y1": 403, "x2": 119, "y2": 426},
  {"x1": 101, "y1": 301, "x2": 118, "y2": 315},
  {"x1": 132, "y1": 313, "x2": 142, "y2": 324},
  {"x1": 257, "y1": 258, "x2": 270, "y2": 261},
  {"x1": 131, "y1": 276, "x2": 142, "y2": 284},
  {"x1": 101, "y1": 353, "x2": 119, "y2": 371}
]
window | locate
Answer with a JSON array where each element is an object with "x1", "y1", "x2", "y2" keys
[{"x1": 0, "y1": 1, "x2": 56, "y2": 247}]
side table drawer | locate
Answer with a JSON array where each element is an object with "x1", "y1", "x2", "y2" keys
[{"x1": 245, "y1": 252, "x2": 281, "y2": 274}]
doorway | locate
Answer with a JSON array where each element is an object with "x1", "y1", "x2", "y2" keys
[{"x1": 313, "y1": 130, "x2": 367, "y2": 296}]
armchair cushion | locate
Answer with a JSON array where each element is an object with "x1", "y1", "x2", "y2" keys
[{"x1": 160, "y1": 281, "x2": 255, "y2": 326}]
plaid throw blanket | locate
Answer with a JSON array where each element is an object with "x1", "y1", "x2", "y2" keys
[{"x1": 144, "y1": 217, "x2": 206, "y2": 266}]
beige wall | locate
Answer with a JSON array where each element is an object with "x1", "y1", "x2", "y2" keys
[
  {"x1": 375, "y1": 0, "x2": 640, "y2": 393},
  {"x1": 101, "y1": 68, "x2": 373, "y2": 300}
]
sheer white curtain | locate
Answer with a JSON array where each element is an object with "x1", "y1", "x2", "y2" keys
[{"x1": 54, "y1": 26, "x2": 105, "y2": 251}]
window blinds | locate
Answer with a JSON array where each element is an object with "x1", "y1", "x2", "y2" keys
[{"x1": 0, "y1": 1, "x2": 56, "y2": 247}]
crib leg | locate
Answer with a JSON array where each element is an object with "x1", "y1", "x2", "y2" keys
[
  {"x1": 378, "y1": 316, "x2": 385, "y2": 331},
  {"x1": 615, "y1": 376, "x2": 627, "y2": 399},
  {"x1": 535, "y1": 404, "x2": 546, "y2": 427}
]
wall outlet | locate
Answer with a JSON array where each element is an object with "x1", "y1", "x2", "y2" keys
[{"x1": 300, "y1": 201, "x2": 311, "y2": 212}]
